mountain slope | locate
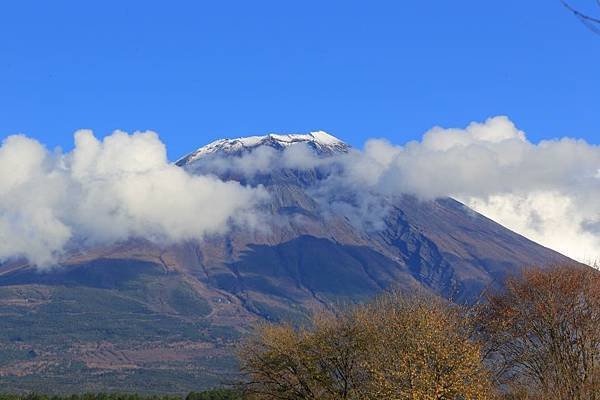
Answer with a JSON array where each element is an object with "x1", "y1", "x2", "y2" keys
[{"x1": 0, "y1": 132, "x2": 572, "y2": 393}]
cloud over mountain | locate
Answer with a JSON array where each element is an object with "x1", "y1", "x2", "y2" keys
[
  {"x1": 180, "y1": 116, "x2": 600, "y2": 262},
  {"x1": 0, "y1": 131, "x2": 267, "y2": 266},
  {"x1": 339, "y1": 116, "x2": 600, "y2": 262},
  {"x1": 0, "y1": 116, "x2": 598, "y2": 265}
]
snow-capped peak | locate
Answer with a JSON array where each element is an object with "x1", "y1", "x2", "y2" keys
[{"x1": 176, "y1": 131, "x2": 349, "y2": 166}]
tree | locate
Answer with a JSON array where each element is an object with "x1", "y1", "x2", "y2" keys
[
  {"x1": 186, "y1": 389, "x2": 242, "y2": 400},
  {"x1": 358, "y1": 294, "x2": 491, "y2": 400},
  {"x1": 238, "y1": 292, "x2": 493, "y2": 400},
  {"x1": 477, "y1": 265, "x2": 600, "y2": 399},
  {"x1": 237, "y1": 314, "x2": 369, "y2": 400}
]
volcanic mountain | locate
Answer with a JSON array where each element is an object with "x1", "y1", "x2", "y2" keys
[{"x1": 0, "y1": 132, "x2": 570, "y2": 393}]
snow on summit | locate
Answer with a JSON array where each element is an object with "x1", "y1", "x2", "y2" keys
[{"x1": 176, "y1": 131, "x2": 349, "y2": 165}]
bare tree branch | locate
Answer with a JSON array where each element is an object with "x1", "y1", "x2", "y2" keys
[{"x1": 561, "y1": 0, "x2": 600, "y2": 34}]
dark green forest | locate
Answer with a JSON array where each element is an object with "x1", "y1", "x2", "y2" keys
[{"x1": 0, "y1": 390, "x2": 240, "y2": 400}]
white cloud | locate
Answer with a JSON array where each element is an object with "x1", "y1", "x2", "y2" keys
[
  {"x1": 0, "y1": 131, "x2": 267, "y2": 266},
  {"x1": 337, "y1": 116, "x2": 600, "y2": 262},
  {"x1": 465, "y1": 192, "x2": 599, "y2": 263},
  {"x1": 0, "y1": 135, "x2": 71, "y2": 266}
]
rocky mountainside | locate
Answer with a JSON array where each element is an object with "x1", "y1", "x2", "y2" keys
[{"x1": 0, "y1": 132, "x2": 571, "y2": 393}]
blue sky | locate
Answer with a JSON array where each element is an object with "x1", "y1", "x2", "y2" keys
[{"x1": 0, "y1": 0, "x2": 598, "y2": 160}]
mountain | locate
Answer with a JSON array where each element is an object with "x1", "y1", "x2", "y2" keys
[
  {"x1": 0, "y1": 132, "x2": 572, "y2": 394},
  {"x1": 175, "y1": 131, "x2": 350, "y2": 164}
]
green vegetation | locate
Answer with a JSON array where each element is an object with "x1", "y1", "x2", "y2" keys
[
  {"x1": 0, "y1": 260, "x2": 236, "y2": 394},
  {"x1": 185, "y1": 390, "x2": 241, "y2": 400},
  {"x1": 0, "y1": 390, "x2": 241, "y2": 400}
]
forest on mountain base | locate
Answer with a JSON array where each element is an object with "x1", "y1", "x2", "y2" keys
[{"x1": 2, "y1": 264, "x2": 598, "y2": 400}]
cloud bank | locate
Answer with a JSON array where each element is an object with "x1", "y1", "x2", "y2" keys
[
  {"x1": 181, "y1": 116, "x2": 599, "y2": 262},
  {"x1": 338, "y1": 116, "x2": 600, "y2": 262},
  {"x1": 1, "y1": 116, "x2": 598, "y2": 266},
  {"x1": 0, "y1": 130, "x2": 267, "y2": 266}
]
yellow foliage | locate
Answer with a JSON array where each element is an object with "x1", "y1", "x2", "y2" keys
[{"x1": 238, "y1": 292, "x2": 493, "y2": 400}]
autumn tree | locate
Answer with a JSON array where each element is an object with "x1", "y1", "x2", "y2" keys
[
  {"x1": 358, "y1": 294, "x2": 491, "y2": 399},
  {"x1": 238, "y1": 292, "x2": 493, "y2": 400},
  {"x1": 477, "y1": 265, "x2": 600, "y2": 400},
  {"x1": 237, "y1": 313, "x2": 369, "y2": 399}
]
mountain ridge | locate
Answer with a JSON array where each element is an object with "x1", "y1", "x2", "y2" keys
[{"x1": 175, "y1": 131, "x2": 349, "y2": 166}]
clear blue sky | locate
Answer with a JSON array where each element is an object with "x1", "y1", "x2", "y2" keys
[{"x1": 0, "y1": 0, "x2": 598, "y2": 160}]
